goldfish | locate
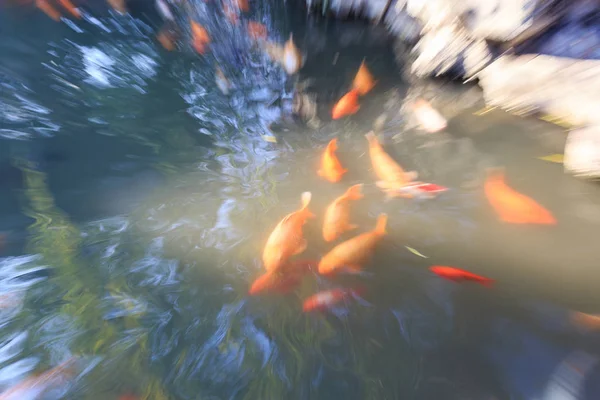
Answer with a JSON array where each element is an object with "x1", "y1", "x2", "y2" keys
[
  {"x1": 317, "y1": 138, "x2": 347, "y2": 183},
  {"x1": 190, "y1": 20, "x2": 210, "y2": 54},
  {"x1": 429, "y1": 266, "x2": 494, "y2": 287},
  {"x1": 248, "y1": 21, "x2": 267, "y2": 41},
  {"x1": 352, "y1": 60, "x2": 376, "y2": 96},
  {"x1": 107, "y1": 0, "x2": 127, "y2": 13},
  {"x1": 302, "y1": 288, "x2": 360, "y2": 312},
  {"x1": 157, "y1": 27, "x2": 176, "y2": 51},
  {"x1": 249, "y1": 260, "x2": 315, "y2": 295},
  {"x1": 332, "y1": 89, "x2": 360, "y2": 120},
  {"x1": 571, "y1": 311, "x2": 600, "y2": 331},
  {"x1": 282, "y1": 34, "x2": 302, "y2": 75},
  {"x1": 393, "y1": 182, "x2": 448, "y2": 199},
  {"x1": 236, "y1": 0, "x2": 249, "y2": 12},
  {"x1": 322, "y1": 184, "x2": 363, "y2": 242},
  {"x1": 318, "y1": 213, "x2": 387, "y2": 275},
  {"x1": 36, "y1": 0, "x2": 61, "y2": 20},
  {"x1": 412, "y1": 99, "x2": 447, "y2": 133},
  {"x1": 57, "y1": 0, "x2": 79, "y2": 18},
  {"x1": 484, "y1": 169, "x2": 556, "y2": 225},
  {"x1": 365, "y1": 131, "x2": 417, "y2": 197},
  {"x1": 263, "y1": 192, "x2": 315, "y2": 272},
  {"x1": 215, "y1": 67, "x2": 231, "y2": 95}
]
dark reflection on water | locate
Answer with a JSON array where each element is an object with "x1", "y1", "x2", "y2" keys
[{"x1": 0, "y1": 1, "x2": 600, "y2": 399}]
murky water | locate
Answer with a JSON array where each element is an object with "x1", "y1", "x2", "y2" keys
[{"x1": 1, "y1": 2, "x2": 600, "y2": 399}]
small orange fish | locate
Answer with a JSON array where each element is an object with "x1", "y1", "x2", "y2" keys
[
  {"x1": 263, "y1": 192, "x2": 315, "y2": 273},
  {"x1": 190, "y1": 20, "x2": 210, "y2": 54},
  {"x1": 57, "y1": 0, "x2": 80, "y2": 18},
  {"x1": 157, "y1": 28, "x2": 176, "y2": 51},
  {"x1": 248, "y1": 21, "x2": 267, "y2": 41},
  {"x1": 323, "y1": 184, "x2": 363, "y2": 242},
  {"x1": 430, "y1": 265, "x2": 494, "y2": 287},
  {"x1": 302, "y1": 288, "x2": 360, "y2": 312},
  {"x1": 413, "y1": 99, "x2": 447, "y2": 133},
  {"x1": 282, "y1": 34, "x2": 302, "y2": 75},
  {"x1": 365, "y1": 131, "x2": 417, "y2": 197},
  {"x1": 484, "y1": 169, "x2": 556, "y2": 225},
  {"x1": 332, "y1": 89, "x2": 360, "y2": 120},
  {"x1": 571, "y1": 311, "x2": 600, "y2": 331},
  {"x1": 36, "y1": 0, "x2": 62, "y2": 20},
  {"x1": 352, "y1": 60, "x2": 376, "y2": 96},
  {"x1": 317, "y1": 138, "x2": 347, "y2": 183},
  {"x1": 236, "y1": 0, "x2": 249, "y2": 12},
  {"x1": 107, "y1": 0, "x2": 127, "y2": 13},
  {"x1": 318, "y1": 213, "x2": 387, "y2": 275}
]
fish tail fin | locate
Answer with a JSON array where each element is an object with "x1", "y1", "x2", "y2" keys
[
  {"x1": 345, "y1": 184, "x2": 364, "y2": 200},
  {"x1": 481, "y1": 278, "x2": 495, "y2": 288},
  {"x1": 300, "y1": 192, "x2": 315, "y2": 218},
  {"x1": 374, "y1": 213, "x2": 387, "y2": 235},
  {"x1": 327, "y1": 138, "x2": 338, "y2": 152},
  {"x1": 365, "y1": 130, "x2": 378, "y2": 145}
]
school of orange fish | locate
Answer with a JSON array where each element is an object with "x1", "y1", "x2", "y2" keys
[{"x1": 4, "y1": 1, "x2": 600, "y2": 397}]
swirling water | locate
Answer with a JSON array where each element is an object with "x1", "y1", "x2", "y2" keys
[{"x1": 1, "y1": 2, "x2": 600, "y2": 399}]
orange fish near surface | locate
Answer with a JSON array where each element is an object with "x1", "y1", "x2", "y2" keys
[
  {"x1": 430, "y1": 266, "x2": 494, "y2": 287},
  {"x1": 302, "y1": 288, "x2": 360, "y2": 312},
  {"x1": 322, "y1": 184, "x2": 363, "y2": 242},
  {"x1": 190, "y1": 20, "x2": 211, "y2": 54},
  {"x1": 57, "y1": 0, "x2": 80, "y2": 18},
  {"x1": 332, "y1": 89, "x2": 360, "y2": 120},
  {"x1": 318, "y1": 213, "x2": 387, "y2": 275},
  {"x1": 249, "y1": 260, "x2": 315, "y2": 295},
  {"x1": 263, "y1": 192, "x2": 315, "y2": 273},
  {"x1": 248, "y1": 21, "x2": 267, "y2": 40},
  {"x1": 236, "y1": 0, "x2": 249, "y2": 12},
  {"x1": 484, "y1": 169, "x2": 556, "y2": 225},
  {"x1": 317, "y1": 138, "x2": 347, "y2": 183},
  {"x1": 352, "y1": 61, "x2": 376, "y2": 96},
  {"x1": 157, "y1": 27, "x2": 176, "y2": 51},
  {"x1": 36, "y1": 0, "x2": 62, "y2": 21},
  {"x1": 571, "y1": 311, "x2": 600, "y2": 331},
  {"x1": 365, "y1": 131, "x2": 417, "y2": 197}
]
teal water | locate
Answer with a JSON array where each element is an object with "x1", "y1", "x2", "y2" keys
[{"x1": 1, "y1": 2, "x2": 600, "y2": 399}]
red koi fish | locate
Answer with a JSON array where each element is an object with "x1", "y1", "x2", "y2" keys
[
  {"x1": 430, "y1": 266, "x2": 494, "y2": 287},
  {"x1": 394, "y1": 182, "x2": 448, "y2": 199},
  {"x1": 302, "y1": 288, "x2": 361, "y2": 312}
]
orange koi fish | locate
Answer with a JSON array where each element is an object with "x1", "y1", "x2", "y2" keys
[
  {"x1": 190, "y1": 20, "x2": 210, "y2": 54},
  {"x1": 484, "y1": 169, "x2": 556, "y2": 225},
  {"x1": 352, "y1": 60, "x2": 376, "y2": 96},
  {"x1": 249, "y1": 260, "x2": 314, "y2": 295},
  {"x1": 413, "y1": 99, "x2": 447, "y2": 133},
  {"x1": 322, "y1": 184, "x2": 363, "y2": 242},
  {"x1": 263, "y1": 192, "x2": 315, "y2": 272},
  {"x1": 571, "y1": 311, "x2": 600, "y2": 331},
  {"x1": 332, "y1": 89, "x2": 360, "y2": 120},
  {"x1": 302, "y1": 288, "x2": 360, "y2": 312},
  {"x1": 237, "y1": 0, "x2": 249, "y2": 12},
  {"x1": 58, "y1": 0, "x2": 80, "y2": 18},
  {"x1": 430, "y1": 266, "x2": 494, "y2": 287},
  {"x1": 36, "y1": 0, "x2": 61, "y2": 20},
  {"x1": 157, "y1": 27, "x2": 176, "y2": 51},
  {"x1": 248, "y1": 21, "x2": 267, "y2": 41},
  {"x1": 317, "y1": 138, "x2": 347, "y2": 183},
  {"x1": 282, "y1": 34, "x2": 302, "y2": 75},
  {"x1": 365, "y1": 131, "x2": 417, "y2": 196},
  {"x1": 318, "y1": 213, "x2": 387, "y2": 275}
]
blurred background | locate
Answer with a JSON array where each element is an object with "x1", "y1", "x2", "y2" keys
[{"x1": 0, "y1": 0, "x2": 600, "y2": 399}]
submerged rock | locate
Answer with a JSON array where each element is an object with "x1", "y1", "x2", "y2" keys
[{"x1": 564, "y1": 126, "x2": 600, "y2": 180}]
